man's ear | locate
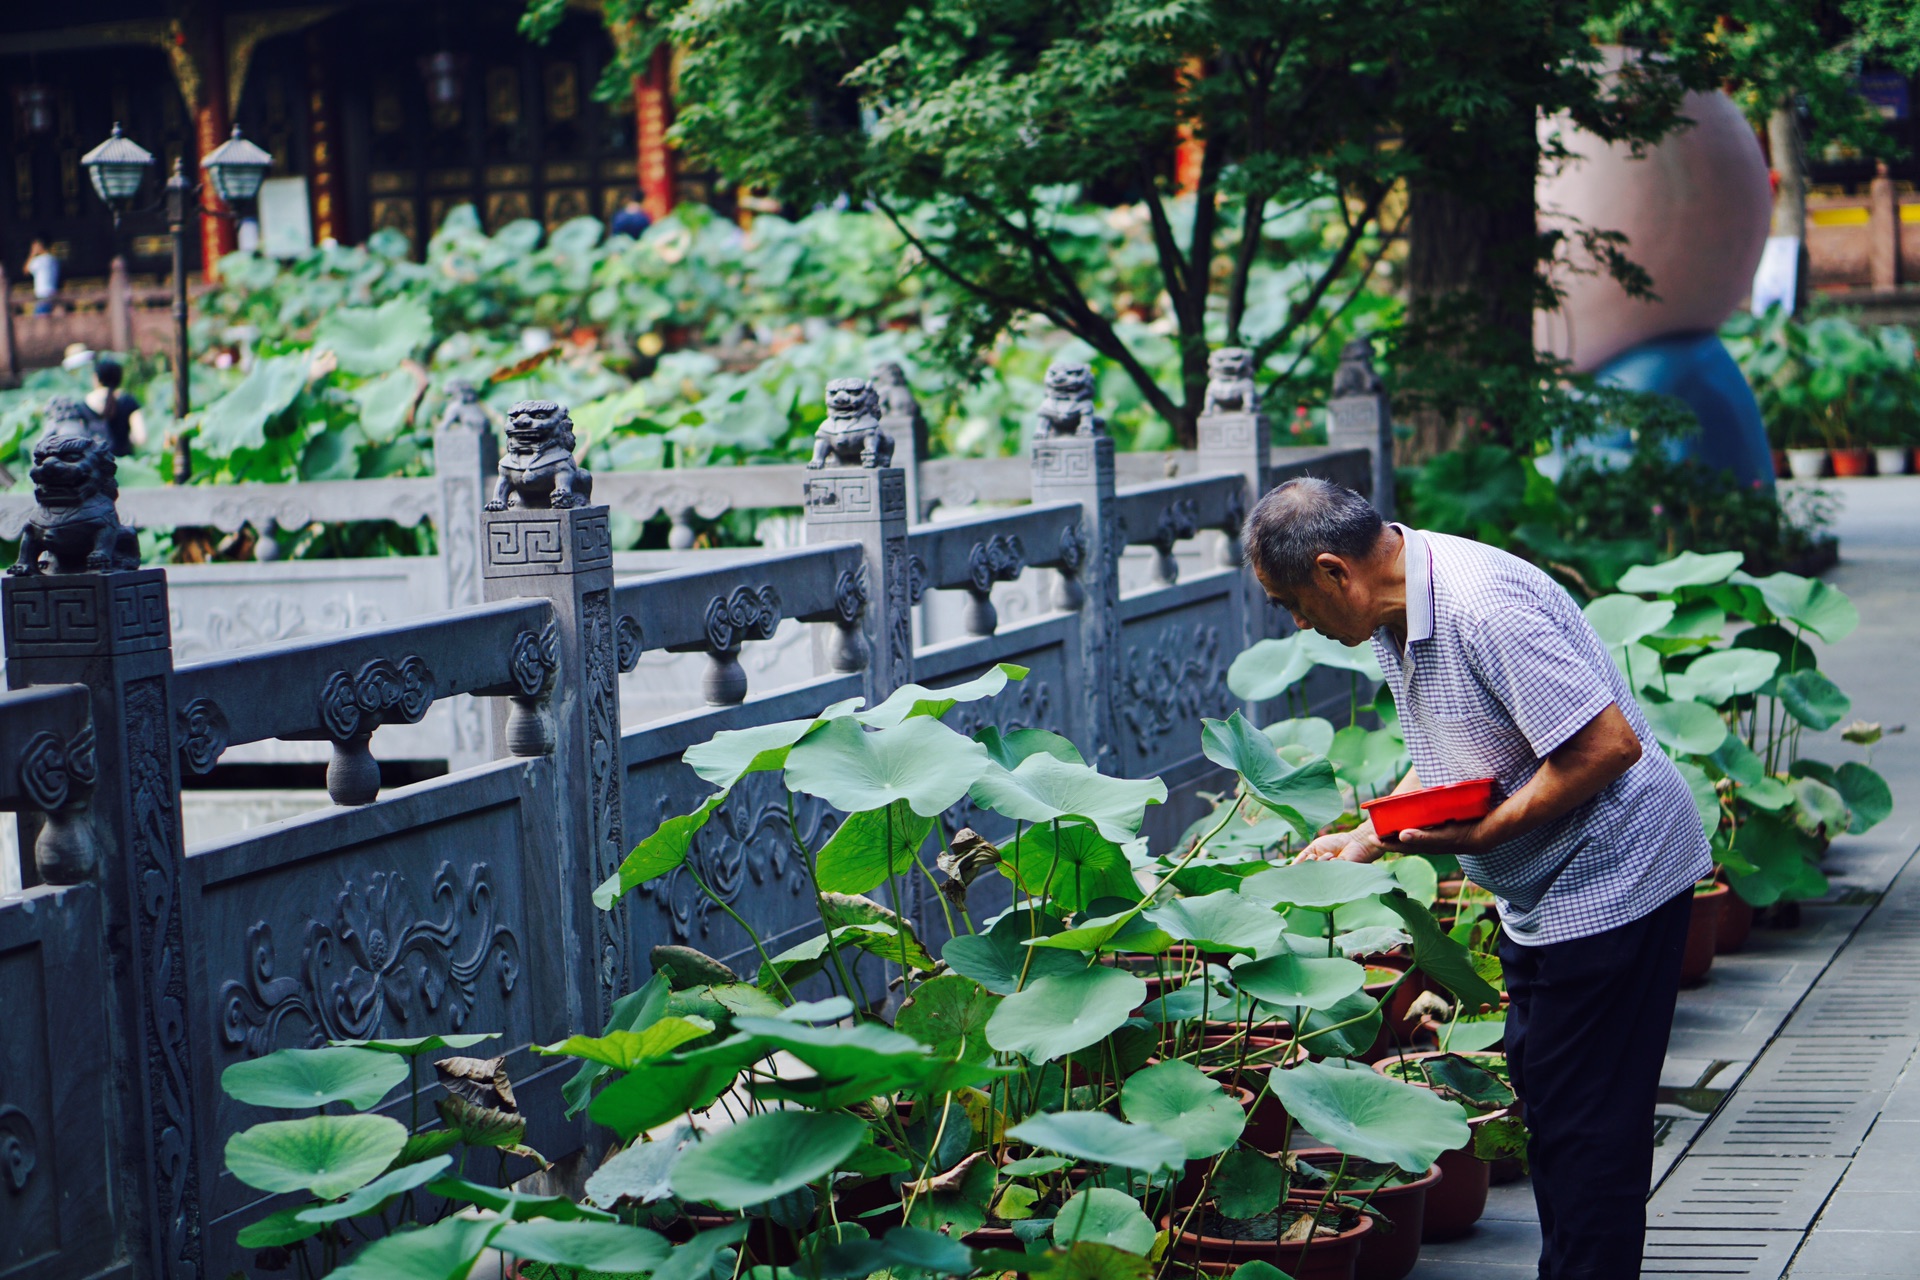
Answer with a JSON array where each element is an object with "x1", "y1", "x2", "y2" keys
[{"x1": 1314, "y1": 552, "x2": 1352, "y2": 590}]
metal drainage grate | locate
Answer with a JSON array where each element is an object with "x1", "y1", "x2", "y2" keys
[
  {"x1": 1647, "y1": 1154, "x2": 1848, "y2": 1232},
  {"x1": 1642, "y1": 1228, "x2": 1802, "y2": 1279},
  {"x1": 1690, "y1": 1089, "x2": 1885, "y2": 1157},
  {"x1": 1742, "y1": 1038, "x2": 1914, "y2": 1092}
]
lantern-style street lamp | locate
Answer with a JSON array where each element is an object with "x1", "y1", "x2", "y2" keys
[{"x1": 80, "y1": 123, "x2": 275, "y2": 484}]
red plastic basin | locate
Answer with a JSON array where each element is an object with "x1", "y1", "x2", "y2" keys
[{"x1": 1363, "y1": 779, "x2": 1497, "y2": 839}]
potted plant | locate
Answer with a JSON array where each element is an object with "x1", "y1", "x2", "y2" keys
[
  {"x1": 1681, "y1": 878, "x2": 1731, "y2": 983},
  {"x1": 216, "y1": 650, "x2": 1517, "y2": 1280},
  {"x1": 1591, "y1": 551, "x2": 1892, "y2": 959},
  {"x1": 1288, "y1": 1148, "x2": 1444, "y2": 1280},
  {"x1": 1373, "y1": 1052, "x2": 1525, "y2": 1241}
]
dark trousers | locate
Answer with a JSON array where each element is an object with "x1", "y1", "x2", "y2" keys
[{"x1": 1501, "y1": 888, "x2": 1693, "y2": 1280}]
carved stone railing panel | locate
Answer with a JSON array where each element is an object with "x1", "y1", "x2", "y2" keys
[
  {"x1": 0, "y1": 476, "x2": 442, "y2": 543},
  {"x1": 619, "y1": 675, "x2": 866, "y2": 974},
  {"x1": 612, "y1": 544, "x2": 868, "y2": 708},
  {"x1": 186, "y1": 759, "x2": 571, "y2": 1238},
  {"x1": 170, "y1": 598, "x2": 555, "y2": 804},
  {"x1": 907, "y1": 501, "x2": 1081, "y2": 637},
  {"x1": 0, "y1": 683, "x2": 97, "y2": 888},
  {"x1": 0, "y1": 884, "x2": 121, "y2": 1279},
  {"x1": 1113, "y1": 580, "x2": 1240, "y2": 777}
]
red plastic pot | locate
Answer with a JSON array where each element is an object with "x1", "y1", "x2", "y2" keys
[
  {"x1": 1289, "y1": 1148, "x2": 1443, "y2": 1280},
  {"x1": 1831, "y1": 446, "x2": 1874, "y2": 477},
  {"x1": 1717, "y1": 890, "x2": 1753, "y2": 954},
  {"x1": 1165, "y1": 1197, "x2": 1372, "y2": 1280},
  {"x1": 1362, "y1": 780, "x2": 1496, "y2": 840},
  {"x1": 1681, "y1": 882, "x2": 1724, "y2": 985}
]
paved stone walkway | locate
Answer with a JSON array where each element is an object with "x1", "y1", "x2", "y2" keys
[{"x1": 1416, "y1": 478, "x2": 1920, "y2": 1280}]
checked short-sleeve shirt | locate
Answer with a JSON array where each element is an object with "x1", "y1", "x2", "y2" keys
[{"x1": 1372, "y1": 526, "x2": 1711, "y2": 945}]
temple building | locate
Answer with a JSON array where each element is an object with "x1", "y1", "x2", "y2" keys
[{"x1": 1, "y1": 0, "x2": 688, "y2": 284}]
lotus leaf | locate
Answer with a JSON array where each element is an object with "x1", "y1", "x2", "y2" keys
[
  {"x1": 1007, "y1": 1111, "x2": 1185, "y2": 1172},
  {"x1": 1641, "y1": 699, "x2": 1729, "y2": 756},
  {"x1": 969, "y1": 753, "x2": 1168, "y2": 842},
  {"x1": 786, "y1": 716, "x2": 991, "y2": 816},
  {"x1": 986, "y1": 966, "x2": 1145, "y2": 1061},
  {"x1": 224, "y1": 1114, "x2": 409, "y2": 1199},
  {"x1": 221, "y1": 1046, "x2": 407, "y2": 1111},
  {"x1": 1119, "y1": 1060, "x2": 1247, "y2": 1158},
  {"x1": 1268, "y1": 1060, "x2": 1471, "y2": 1171},
  {"x1": 854, "y1": 662, "x2": 1029, "y2": 728},
  {"x1": 670, "y1": 1111, "x2": 868, "y2": 1208}
]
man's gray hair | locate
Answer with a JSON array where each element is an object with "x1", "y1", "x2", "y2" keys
[{"x1": 1243, "y1": 477, "x2": 1386, "y2": 588}]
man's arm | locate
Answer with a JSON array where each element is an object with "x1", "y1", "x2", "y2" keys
[
  {"x1": 1390, "y1": 702, "x2": 1641, "y2": 858},
  {"x1": 1296, "y1": 764, "x2": 1422, "y2": 862}
]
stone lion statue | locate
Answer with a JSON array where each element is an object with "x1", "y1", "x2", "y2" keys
[
  {"x1": 437, "y1": 379, "x2": 493, "y2": 436},
  {"x1": 1331, "y1": 338, "x2": 1385, "y2": 398},
  {"x1": 1033, "y1": 360, "x2": 1105, "y2": 438},
  {"x1": 9, "y1": 409, "x2": 139, "y2": 576},
  {"x1": 486, "y1": 399, "x2": 593, "y2": 511},
  {"x1": 808, "y1": 377, "x2": 895, "y2": 469},
  {"x1": 1202, "y1": 347, "x2": 1262, "y2": 415}
]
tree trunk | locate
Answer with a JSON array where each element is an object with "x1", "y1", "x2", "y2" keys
[{"x1": 1400, "y1": 122, "x2": 1540, "y2": 462}]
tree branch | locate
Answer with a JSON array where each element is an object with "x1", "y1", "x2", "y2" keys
[
  {"x1": 1268, "y1": 202, "x2": 1409, "y2": 390},
  {"x1": 1250, "y1": 184, "x2": 1389, "y2": 370}
]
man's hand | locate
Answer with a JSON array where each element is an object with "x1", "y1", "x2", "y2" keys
[
  {"x1": 1294, "y1": 825, "x2": 1387, "y2": 863},
  {"x1": 1385, "y1": 818, "x2": 1492, "y2": 859}
]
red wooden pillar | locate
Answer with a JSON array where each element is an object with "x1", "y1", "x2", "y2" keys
[
  {"x1": 634, "y1": 44, "x2": 676, "y2": 222},
  {"x1": 306, "y1": 28, "x2": 345, "y2": 245},
  {"x1": 190, "y1": 8, "x2": 237, "y2": 276},
  {"x1": 1173, "y1": 56, "x2": 1205, "y2": 197}
]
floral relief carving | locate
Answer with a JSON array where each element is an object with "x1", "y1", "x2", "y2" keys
[
  {"x1": 1119, "y1": 622, "x2": 1229, "y2": 757},
  {"x1": 639, "y1": 770, "x2": 835, "y2": 947},
  {"x1": 220, "y1": 859, "x2": 523, "y2": 1056}
]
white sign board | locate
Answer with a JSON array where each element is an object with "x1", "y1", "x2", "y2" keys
[
  {"x1": 258, "y1": 177, "x2": 314, "y2": 259},
  {"x1": 1751, "y1": 235, "x2": 1800, "y2": 316}
]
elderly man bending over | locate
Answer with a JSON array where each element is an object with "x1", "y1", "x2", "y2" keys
[{"x1": 1244, "y1": 477, "x2": 1709, "y2": 1280}]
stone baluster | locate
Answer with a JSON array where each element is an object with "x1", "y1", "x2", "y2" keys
[
  {"x1": 480, "y1": 398, "x2": 628, "y2": 1028},
  {"x1": 962, "y1": 533, "x2": 1023, "y2": 636},
  {"x1": 1326, "y1": 338, "x2": 1395, "y2": 520},
  {"x1": 1028, "y1": 358, "x2": 1119, "y2": 772},
  {"x1": 803, "y1": 378, "x2": 914, "y2": 703},
  {"x1": 2, "y1": 427, "x2": 202, "y2": 1280},
  {"x1": 1196, "y1": 346, "x2": 1273, "y2": 657},
  {"x1": 872, "y1": 361, "x2": 932, "y2": 522},
  {"x1": 434, "y1": 380, "x2": 502, "y2": 771},
  {"x1": 694, "y1": 585, "x2": 781, "y2": 705}
]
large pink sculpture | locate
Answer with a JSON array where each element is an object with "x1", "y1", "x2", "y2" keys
[{"x1": 1535, "y1": 84, "x2": 1772, "y2": 373}]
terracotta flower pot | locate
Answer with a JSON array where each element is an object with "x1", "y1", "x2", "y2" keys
[
  {"x1": 1371, "y1": 1054, "x2": 1515, "y2": 1238},
  {"x1": 1717, "y1": 890, "x2": 1753, "y2": 954},
  {"x1": 1164, "y1": 1196, "x2": 1372, "y2": 1280},
  {"x1": 1784, "y1": 448, "x2": 1827, "y2": 479},
  {"x1": 1873, "y1": 446, "x2": 1909, "y2": 476},
  {"x1": 1681, "y1": 882, "x2": 1726, "y2": 985},
  {"x1": 1289, "y1": 1148, "x2": 1443, "y2": 1280},
  {"x1": 1830, "y1": 446, "x2": 1873, "y2": 477}
]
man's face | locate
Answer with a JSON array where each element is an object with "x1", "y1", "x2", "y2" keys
[{"x1": 1253, "y1": 557, "x2": 1378, "y2": 646}]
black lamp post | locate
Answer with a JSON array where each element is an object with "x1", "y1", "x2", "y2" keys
[{"x1": 81, "y1": 122, "x2": 273, "y2": 484}]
